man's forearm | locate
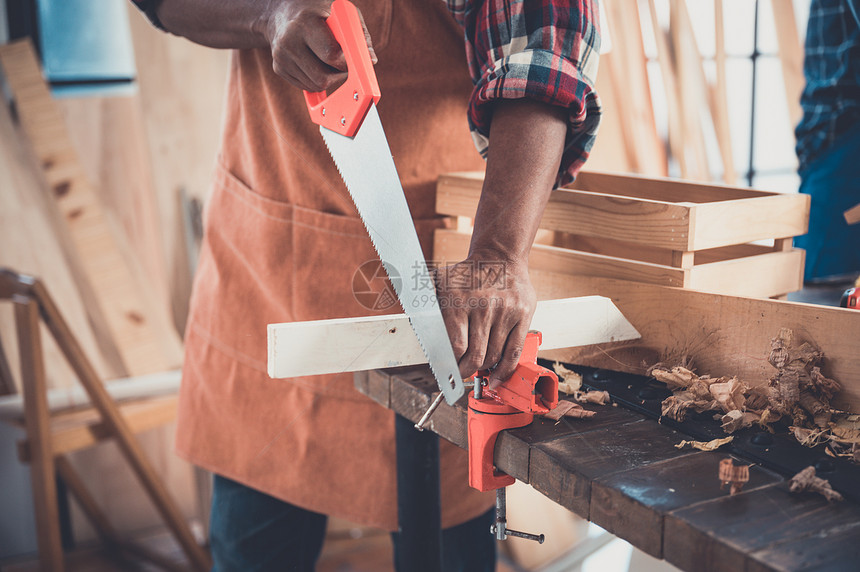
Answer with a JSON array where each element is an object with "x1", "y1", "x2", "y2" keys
[
  {"x1": 154, "y1": 0, "x2": 270, "y2": 48},
  {"x1": 469, "y1": 99, "x2": 567, "y2": 265}
]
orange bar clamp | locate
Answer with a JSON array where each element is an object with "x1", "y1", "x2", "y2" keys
[{"x1": 467, "y1": 331, "x2": 558, "y2": 492}]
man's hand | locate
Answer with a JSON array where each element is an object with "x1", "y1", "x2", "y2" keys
[
  {"x1": 260, "y1": 0, "x2": 376, "y2": 92},
  {"x1": 441, "y1": 99, "x2": 568, "y2": 389},
  {"x1": 156, "y1": 0, "x2": 375, "y2": 92},
  {"x1": 436, "y1": 253, "x2": 536, "y2": 388}
]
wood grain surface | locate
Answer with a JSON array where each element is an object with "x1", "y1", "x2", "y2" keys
[{"x1": 356, "y1": 367, "x2": 860, "y2": 572}]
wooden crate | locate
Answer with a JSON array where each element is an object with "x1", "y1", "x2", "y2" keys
[{"x1": 434, "y1": 171, "x2": 810, "y2": 298}]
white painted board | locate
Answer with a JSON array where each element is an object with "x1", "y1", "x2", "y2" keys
[{"x1": 267, "y1": 296, "x2": 640, "y2": 379}]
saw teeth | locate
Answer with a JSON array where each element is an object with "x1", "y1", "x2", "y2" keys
[{"x1": 319, "y1": 122, "x2": 463, "y2": 404}]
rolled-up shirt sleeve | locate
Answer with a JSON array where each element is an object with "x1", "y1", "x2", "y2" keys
[{"x1": 447, "y1": 0, "x2": 602, "y2": 185}]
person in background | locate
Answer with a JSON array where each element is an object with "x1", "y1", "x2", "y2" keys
[
  {"x1": 794, "y1": 0, "x2": 860, "y2": 285},
  {"x1": 131, "y1": 0, "x2": 600, "y2": 569}
]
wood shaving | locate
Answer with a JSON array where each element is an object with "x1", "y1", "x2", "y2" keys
[
  {"x1": 675, "y1": 436, "x2": 733, "y2": 451},
  {"x1": 721, "y1": 410, "x2": 760, "y2": 433},
  {"x1": 573, "y1": 390, "x2": 610, "y2": 405},
  {"x1": 652, "y1": 366, "x2": 698, "y2": 391},
  {"x1": 552, "y1": 362, "x2": 582, "y2": 394},
  {"x1": 788, "y1": 466, "x2": 843, "y2": 502},
  {"x1": 543, "y1": 400, "x2": 595, "y2": 421},
  {"x1": 654, "y1": 330, "x2": 854, "y2": 464}
]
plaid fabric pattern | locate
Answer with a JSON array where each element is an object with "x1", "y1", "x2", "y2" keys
[
  {"x1": 795, "y1": 0, "x2": 860, "y2": 171},
  {"x1": 447, "y1": 0, "x2": 601, "y2": 185}
]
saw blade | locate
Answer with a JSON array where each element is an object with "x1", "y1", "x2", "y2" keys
[{"x1": 320, "y1": 104, "x2": 464, "y2": 404}]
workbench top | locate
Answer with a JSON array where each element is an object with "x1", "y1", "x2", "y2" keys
[{"x1": 354, "y1": 367, "x2": 860, "y2": 572}]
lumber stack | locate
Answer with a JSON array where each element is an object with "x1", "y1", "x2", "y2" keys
[
  {"x1": 435, "y1": 171, "x2": 809, "y2": 299},
  {"x1": 0, "y1": 37, "x2": 204, "y2": 546}
]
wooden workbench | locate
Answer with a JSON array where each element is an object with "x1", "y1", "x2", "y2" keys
[{"x1": 355, "y1": 367, "x2": 860, "y2": 572}]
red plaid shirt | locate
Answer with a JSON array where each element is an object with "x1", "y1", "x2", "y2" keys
[
  {"x1": 447, "y1": 0, "x2": 601, "y2": 185},
  {"x1": 132, "y1": 0, "x2": 601, "y2": 184}
]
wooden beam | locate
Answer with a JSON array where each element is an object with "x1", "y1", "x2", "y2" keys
[
  {"x1": 15, "y1": 296, "x2": 64, "y2": 571},
  {"x1": 267, "y1": 297, "x2": 640, "y2": 379},
  {"x1": 528, "y1": 272, "x2": 860, "y2": 412}
]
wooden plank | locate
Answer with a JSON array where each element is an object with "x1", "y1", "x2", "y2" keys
[
  {"x1": 0, "y1": 40, "x2": 183, "y2": 377},
  {"x1": 436, "y1": 229, "x2": 802, "y2": 298},
  {"x1": 689, "y1": 194, "x2": 810, "y2": 251},
  {"x1": 671, "y1": 0, "x2": 712, "y2": 181},
  {"x1": 438, "y1": 172, "x2": 808, "y2": 252},
  {"x1": 713, "y1": 0, "x2": 736, "y2": 184},
  {"x1": 437, "y1": 173, "x2": 696, "y2": 251},
  {"x1": 0, "y1": 369, "x2": 181, "y2": 421},
  {"x1": 769, "y1": 0, "x2": 805, "y2": 128},
  {"x1": 57, "y1": 95, "x2": 171, "y2": 321},
  {"x1": 530, "y1": 420, "x2": 695, "y2": 520},
  {"x1": 17, "y1": 395, "x2": 179, "y2": 461},
  {"x1": 268, "y1": 296, "x2": 640, "y2": 379},
  {"x1": 571, "y1": 170, "x2": 776, "y2": 203},
  {"x1": 530, "y1": 273, "x2": 860, "y2": 412},
  {"x1": 435, "y1": 228, "x2": 688, "y2": 287},
  {"x1": 590, "y1": 453, "x2": 783, "y2": 559},
  {"x1": 498, "y1": 400, "x2": 642, "y2": 484},
  {"x1": 647, "y1": 0, "x2": 688, "y2": 178},
  {"x1": 14, "y1": 296, "x2": 64, "y2": 571},
  {"x1": 0, "y1": 96, "x2": 127, "y2": 390},
  {"x1": 687, "y1": 248, "x2": 804, "y2": 298},
  {"x1": 356, "y1": 368, "x2": 860, "y2": 571},
  {"x1": 664, "y1": 485, "x2": 860, "y2": 572},
  {"x1": 126, "y1": 4, "x2": 230, "y2": 334},
  {"x1": 605, "y1": 0, "x2": 667, "y2": 176}
]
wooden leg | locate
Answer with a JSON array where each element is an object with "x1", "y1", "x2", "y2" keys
[
  {"x1": 0, "y1": 332, "x2": 15, "y2": 395},
  {"x1": 15, "y1": 295, "x2": 65, "y2": 572},
  {"x1": 34, "y1": 283, "x2": 212, "y2": 571}
]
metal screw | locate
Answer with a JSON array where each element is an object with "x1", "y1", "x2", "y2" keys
[
  {"x1": 321, "y1": 107, "x2": 326, "y2": 116},
  {"x1": 353, "y1": 91, "x2": 359, "y2": 101},
  {"x1": 340, "y1": 117, "x2": 346, "y2": 126}
]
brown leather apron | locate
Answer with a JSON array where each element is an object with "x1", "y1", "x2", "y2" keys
[{"x1": 175, "y1": 0, "x2": 494, "y2": 529}]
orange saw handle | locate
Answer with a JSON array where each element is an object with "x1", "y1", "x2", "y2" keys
[{"x1": 303, "y1": 0, "x2": 380, "y2": 137}]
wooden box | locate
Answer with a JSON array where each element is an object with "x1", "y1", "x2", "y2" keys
[{"x1": 433, "y1": 171, "x2": 810, "y2": 298}]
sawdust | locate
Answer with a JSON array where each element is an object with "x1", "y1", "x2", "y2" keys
[
  {"x1": 788, "y1": 466, "x2": 843, "y2": 502},
  {"x1": 654, "y1": 329, "x2": 855, "y2": 463}
]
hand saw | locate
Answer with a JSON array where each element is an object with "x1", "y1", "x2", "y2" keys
[{"x1": 303, "y1": 0, "x2": 464, "y2": 404}]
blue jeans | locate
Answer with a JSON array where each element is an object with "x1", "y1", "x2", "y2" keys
[
  {"x1": 795, "y1": 128, "x2": 860, "y2": 282},
  {"x1": 209, "y1": 474, "x2": 496, "y2": 572}
]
